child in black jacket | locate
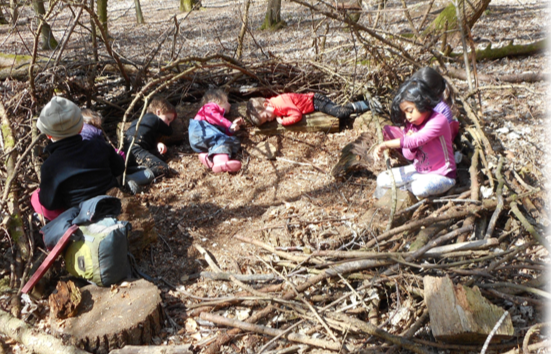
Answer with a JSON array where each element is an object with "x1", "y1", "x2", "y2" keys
[
  {"x1": 31, "y1": 97, "x2": 126, "y2": 221},
  {"x1": 124, "y1": 96, "x2": 175, "y2": 178}
]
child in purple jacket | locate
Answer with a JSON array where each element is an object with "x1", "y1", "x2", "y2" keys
[{"x1": 373, "y1": 79, "x2": 456, "y2": 198}]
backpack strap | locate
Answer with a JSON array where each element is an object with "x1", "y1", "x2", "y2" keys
[
  {"x1": 127, "y1": 252, "x2": 153, "y2": 281},
  {"x1": 22, "y1": 224, "x2": 80, "y2": 294}
]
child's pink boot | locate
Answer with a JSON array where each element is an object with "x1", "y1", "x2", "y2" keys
[
  {"x1": 212, "y1": 154, "x2": 241, "y2": 173},
  {"x1": 198, "y1": 153, "x2": 214, "y2": 170}
]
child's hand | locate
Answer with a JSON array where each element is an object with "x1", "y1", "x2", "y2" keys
[
  {"x1": 276, "y1": 117, "x2": 283, "y2": 125},
  {"x1": 230, "y1": 118, "x2": 244, "y2": 132},
  {"x1": 157, "y1": 142, "x2": 168, "y2": 155},
  {"x1": 373, "y1": 143, "x2": 387, "y2": 162},
  {"x1": 406, "y1": 130, "x2": 414, "y2": 136}
]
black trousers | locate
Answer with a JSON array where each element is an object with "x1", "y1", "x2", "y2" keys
[
  {"x1": 313, "y1": 93, "x2": 354, "y2": 120},
  {"x1": 129, "y1": 145, "x2": 169, "y2": 177}
]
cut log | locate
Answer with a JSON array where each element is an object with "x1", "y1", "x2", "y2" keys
[
  {"x1": 230, "y1": 101, "x2": 339, "y2": 135},
  {"x1": 424, "y1": 275, "x2": 514, "y2": 344},
  {"x1": 51, "y1": 279, "x2": 163, "y2": 354},
  {"x1": 253, "y1": 112, "x2": 339, "y2": 135},
  {"x1": 109, "y1": 345, "x2": 192, "y2": 354}
]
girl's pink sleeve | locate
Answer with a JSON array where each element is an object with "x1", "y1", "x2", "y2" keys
[
  {"x1": 203, "y1": 105, "x2": 233, "y2": 134},
  {"x1": 400, "y1": 115, "x2": 444, "y2": 149}
]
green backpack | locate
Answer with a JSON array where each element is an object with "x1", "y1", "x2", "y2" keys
[{"x1": 63, "y1": 217, "x2": 132, "y2": 287}]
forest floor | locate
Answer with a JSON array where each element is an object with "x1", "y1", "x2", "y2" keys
[{"x1": 0, "y1": 0, "x2": 549, "y2": 352}]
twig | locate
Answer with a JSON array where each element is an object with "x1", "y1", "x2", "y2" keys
[
  {"x1": 485, "y1": 156, "x2": 504, "y2": 239},
  {"x1": 510, "y1": 200, "x2": 550, "y2": 251},
  {"x1": 53, "y1": 6, "x2": 83, "y2": 67},
  {"x1": 258, "y1": 256, "x2": 341, "y2": 344},
  {"x1": 523, "y1": 322, "x2": 550, "y2": 354},
  {"x1": 480, "y1": 311, "x2": 509, "y2": 354},
  {"x1": 201, "y1": 313, "x2": 342, "y2": 351}
]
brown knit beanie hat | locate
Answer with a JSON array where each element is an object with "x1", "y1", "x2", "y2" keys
[{"x1": 37, "y1": 97, "x2": 83, "y2": 138}]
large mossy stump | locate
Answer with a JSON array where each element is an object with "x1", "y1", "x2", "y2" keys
[{"x1": 50, "y1": 279, "x2": 163, "y2": 354}]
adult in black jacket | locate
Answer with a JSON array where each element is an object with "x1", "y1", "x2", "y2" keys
[
  {"x1": 124, "y1": 96, "x2": 175, "y2": 177},
  {"x1": 31, "y1": 97, "x2": 125, "y2": 220}
]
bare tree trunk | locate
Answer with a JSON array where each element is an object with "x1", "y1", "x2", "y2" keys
[
  {"x1": 97, "y1": 0, "x2": 108, "y2": 36},
  {"x1": 9, "y1": 0, "x2": 17, "y2": 25},
  {"x1": 236, "y1": 0, "x2": 251, "y2": 60},
  {"x1": 179, "y1": 0, "x2": 196, "y2": 12},
  {"x1": 261, "y1": 0, "x2": 285, "y2": 30},
  {"x1": 32, "y1": 0, "x2": 58, "y2": 49},
  {"x1": 0, "y1": 6, "x2": 8, "y2": 24},
  {"x1": 134, "y1": 0, "x2": 144, "y2": 24}
]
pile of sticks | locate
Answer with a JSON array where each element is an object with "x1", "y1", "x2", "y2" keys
[{"x1": 176, "y1": 156, "x2": 548, "y2": 353}]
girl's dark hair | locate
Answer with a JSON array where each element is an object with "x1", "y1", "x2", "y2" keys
[
  {"x1": 390, "y1": 79, "x2": 441, "y2": 126},
  {"x1": 412, "y1": 66, "x2": 452, "y2": 104},
  {"x1": 200, "y1": 89, "x2": 228, "y2": 107}
]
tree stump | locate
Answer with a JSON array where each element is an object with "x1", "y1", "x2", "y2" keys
[
  {"x1": 50, "y1": 279, "x2": 163, "y2": 354},
  {"x1": 424, "y1": 275, "x2": 514, "y2": 344}
]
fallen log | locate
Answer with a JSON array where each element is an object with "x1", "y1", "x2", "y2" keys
[
  {"x1": 0, "y1": 308, "x2": 89, "y2": 354},
  {"x1": 446, "y1": 67, "x2": 544, "y2": 83},
  {"x1": 450, "y1": 39, "x2": 546, "y2": 61}
]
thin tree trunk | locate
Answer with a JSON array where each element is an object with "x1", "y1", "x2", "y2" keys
[
  {"x1": 32, "y1": 0, "x2": 58, "y2": 49},
  {"x1": 97, "y1": 0, "x2": 108, "y2": 36},
  {"x1": 180, "y1": 0, "x2": 195, "y2": 12},
  {"x1": 261, "y1": 0, "x2": 285, "y2": 30},
  {"x1": 9, "y1": 0, "x2": 17, "y2": 25},
  {"x1": 0, "y1": 6, "x2": 8, "y2": 24},
  {"x1": 236, "y1": 0, "x2": 251, "y2": 60},
  {"x1": 134, "y1": 0, "x2": 144, "y2": 24}
]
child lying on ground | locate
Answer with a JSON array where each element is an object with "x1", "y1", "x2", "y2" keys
[
  {"x1": 188, "y1": 89, "x2": 244, "y2": 173},
  {"x1": 124, "y1": 96, "x2": 175, "y2": 185},
  {"x1": 373, "y1": 79, "x2": 456, "y2": 199},
  {"x1": 31, "y1": 97, "x2": 126, "y2": 221},
  {"x1": 246, "y1": 93, "x2": 375, "y2": 126}
]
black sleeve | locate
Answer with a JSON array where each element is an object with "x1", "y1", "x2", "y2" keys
[
  {"x1": 109, "y1": 144, "x2": 126, "y2": 177},
  {"x1": 38, "y1": 163, "x2": 62, "y2": 210}
]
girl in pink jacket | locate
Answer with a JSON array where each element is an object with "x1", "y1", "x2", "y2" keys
[
  {"x1": 373, "y1": 79, "x2": 456, "y2": 198},
  {"x1": 189, "y1": 89, "x2": 244, "y2": 173}
]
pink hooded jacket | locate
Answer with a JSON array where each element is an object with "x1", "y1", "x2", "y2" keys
[
  {"x1": 400, "y1": 111, "x2": 456, "y2": 179},
  {"x1": 194, "y1": 102, "x2": 233, "y2": 135}
]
